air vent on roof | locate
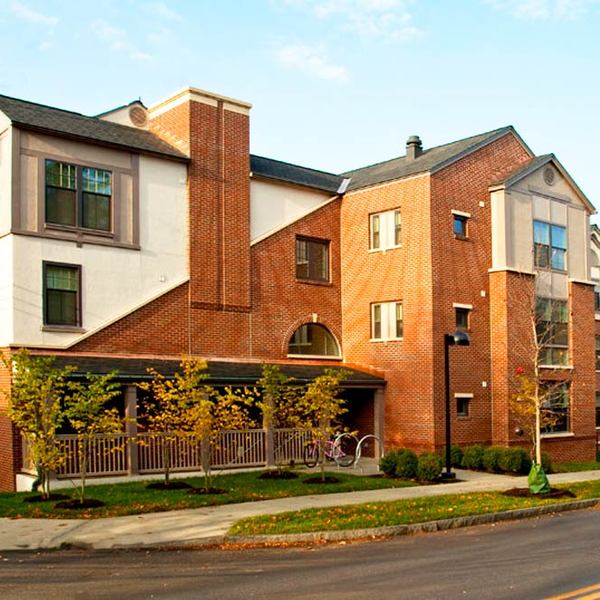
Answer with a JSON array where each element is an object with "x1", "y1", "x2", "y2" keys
[{"x1": 129, "y1": 105, "x2": 148, "y2": 127}]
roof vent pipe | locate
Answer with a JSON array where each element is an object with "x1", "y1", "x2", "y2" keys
[{"x1": 406, "y1": 135, "x2": 423, "y2": 160}]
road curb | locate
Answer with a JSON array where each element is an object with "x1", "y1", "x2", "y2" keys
[{"x1": 221, "y1": 497, "x2": 600, "y2": 547}]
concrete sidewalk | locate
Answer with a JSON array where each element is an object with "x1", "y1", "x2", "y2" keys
[{"x1": 1, "y1": 469, "x2": 600, "y2": 551}]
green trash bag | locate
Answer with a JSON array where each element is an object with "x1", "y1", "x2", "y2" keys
[{"x1": 528, "y1": 463, "x2": 550, "y2": 494}]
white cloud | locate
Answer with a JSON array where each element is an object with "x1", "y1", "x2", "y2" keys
[
  {"x1": 147, "y1": 1, "x2": 182, "y2": 21},
  {"x1": 485, "y1": 0, "x2": 597, "y2": 19},
  {"x1": 91, "y1": 19, "x2": 153, "y2": 62},
  {"x1": 277, "y1": 44, "x2": 349, "y2": 82},
  {"x1": 11, "y1": 1, "x2": 58, "y2": 26},
  {"x1": 282, "y1": 0, "x2": 422, "y2": 41}
]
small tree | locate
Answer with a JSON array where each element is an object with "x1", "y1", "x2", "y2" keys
[
  {"x1": 138, "y1": 359, "x2": 208, "y2": 486},
  {"x1": 3, "y1": 349, "x2": 74, "y2": 499},
  {"x1": 256, "y1": 364, "x2": 302, "y2": 469},
  {"x1": 294, "y1": 369, "x2": 348, "y2": 481},
  {"x1": 186, "y1": 385, "x2": 256, "y2": 492},
  {"x1": 64, "y1": 372, "x2": 122, "y2": 503}
]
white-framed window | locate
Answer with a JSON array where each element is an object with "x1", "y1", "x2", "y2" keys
[
  {"x1": 455, "y1": 393, "x2": 473, "y2": 417},
  {"x1": 451, "y1": 209, "x2": 470, "y2": 239},
  {"x1": 533, "y1": 220, "x2": 567, "y2": 271},
  {"x1": 371, "y1": 301, "x2": 403, "y2": 341},
  {"x1": 453, "y1": 303, "x2": 472, "y2": 331},
  {"x1": 369, "y1": 209, "x2": 401, "y2": 251}
]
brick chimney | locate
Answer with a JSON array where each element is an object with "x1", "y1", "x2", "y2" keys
[
  {"x1": 148, "y1": 87, "x2": 252, "y2": 311},
  {"x1": 406, "y1": 135, "x2": 423, "y2": 160}
]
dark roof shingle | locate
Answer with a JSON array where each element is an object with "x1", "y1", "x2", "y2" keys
[
  {"x1": 251, "y1": 155, "x2": 344, "y2": 193},
  {"x1": 342, "y1": 126, "x2": 516, "y2": 191},
  {"x1": 51, "y1": 356, "x2": 384, "y2": 385},
  {"x1": 0, "y1": 94, "x2": 188, "y2": 161}
]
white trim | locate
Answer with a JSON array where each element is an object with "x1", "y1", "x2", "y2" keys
[
  {"x1": 568, "y1": 278, "x2": 596, "y2": 287},
  {"x1": 286, "y1": 354, "x2": 342, "y2": 360},
  {"x1": 454, "y1": 392, "x2": 474, "y2": 398},
  {"x1": 452, "y1": 303, "x2": 473, "y2": 310},
  {"x1": 451, "y1": 209, "x2": 471, "y2": 218},
  {"x1": 540, "y1": 432, "x2": 575, "y2": 439},
  {"x1": 595, "y1": 314, "x2": 600, "y2": 321},
  {"x1": 488, "y1": 267, "x2": 535, "y2": 276},
  {"x1": 539, "y1": 364, "x2": 573, "y2": 370}
]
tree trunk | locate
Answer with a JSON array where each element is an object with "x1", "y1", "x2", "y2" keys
[{"x1": 201, "y1": 433, "x2": 211, "y2": 491}]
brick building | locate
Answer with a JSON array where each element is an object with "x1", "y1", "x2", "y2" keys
[{"x1": 0, "y1": 85, "x2": 596, "y2": 491}]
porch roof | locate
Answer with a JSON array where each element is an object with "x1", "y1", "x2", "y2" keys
[{"x1": 51, "y1": 356, "x2": 386, "y2": 387}]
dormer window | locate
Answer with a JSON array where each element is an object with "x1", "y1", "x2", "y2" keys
[{"x1": 45, "y1": 160, "x2": 112, "y2": 232}]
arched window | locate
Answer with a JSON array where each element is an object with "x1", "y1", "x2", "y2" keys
[{"x1": 288, "y1": 323, "x2": 340, "y2": 357}]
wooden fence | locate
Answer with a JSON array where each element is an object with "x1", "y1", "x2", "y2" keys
[{"x1": 22, "y1": 429, "x2": 313, "y2": 479}]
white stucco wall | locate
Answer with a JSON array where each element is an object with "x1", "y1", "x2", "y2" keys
[
  {"x1": 250, "y1": 179, "x2": 332, "y2": 241},
  {"x1": 12, "y1": 155, "x2": 188, "y2": 347},
  {"x1": 0, "y1": 236, "x2": 13, "y2": 346},
  {"x1": 491, "y1": 162, "x2": 591, "y2": 282},
  {"x1": 0, "y1": 126, "x2": 12, "y2": 236}
]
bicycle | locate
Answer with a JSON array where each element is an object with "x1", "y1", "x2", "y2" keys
[{"x1": 303, "y1": 433, "x2": 356, "y2": 468}]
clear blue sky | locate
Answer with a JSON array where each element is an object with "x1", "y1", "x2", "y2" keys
[{"x1": 1, "y1": 0, "x2": 599, "y2": 216}]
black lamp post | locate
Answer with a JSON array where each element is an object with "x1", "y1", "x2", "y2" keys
[{"x1": 441, "y1": 330, "x2": 470, "y2": 480}]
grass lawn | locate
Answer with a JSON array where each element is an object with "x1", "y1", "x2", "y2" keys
[
  {"x1": 554, "y1": 461, "x2": 600, "y2": 473},
  {"x1": 0, "y1": 470, "x2": 415, "y2": 520},
  {"x1": 228, "y1": 480, "x2": 600, "y2": 536}
]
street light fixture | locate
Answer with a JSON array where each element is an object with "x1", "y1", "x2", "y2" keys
[{"x1": 441, "y1": 330, "x2": 470, "y2": 481}]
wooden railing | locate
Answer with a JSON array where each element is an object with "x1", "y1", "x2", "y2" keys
[{"x1": 22, "y1": 428, "x2": 312, "y2": 479}]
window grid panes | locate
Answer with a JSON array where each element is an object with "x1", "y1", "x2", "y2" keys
[
  {"x1": 44, "y1": 263, "x2": 80, "y2": 327},
  {"x1": 536, "y1": 297, "x2": 569, "y2": 366},
  {"x1": 295, "y1": 237, "x2": 329, "y2": 282},
  {"x1": 288, "y1": 323, "x2": 340, "y2": 356},
  {"x1": 533, "y1": 220, "x2": 566, "y2": 271},
  {"x1": 45, "y1": 160, "x2": 112, "y2": 232},
  {"x1": 370, "y1": 209, "x2": 401, "y2": 251},
  {"x1": 541, "y1": 383, "x2": 570, "y2": 434},
  {"x1": 371, "y1": 301, "x2": 403, "y2": 341}
]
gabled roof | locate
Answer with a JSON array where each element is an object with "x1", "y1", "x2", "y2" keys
[
  {"x1": 342, "y1": 126, "x2": 527, "y2": 191},
  {"x1": 490, "y1": 154, "x2": 596, "y2": 215},
  {"x1": 0, "y1": 94, "x2": 188, "y2": 161},
  {"x1": 49, "y1": 356, "x2": 385, "y2": 386},
  {"x1": 251, "y1": 154, "x2": 346, "y2": 194}
]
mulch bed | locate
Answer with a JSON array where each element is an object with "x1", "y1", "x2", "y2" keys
[
  {"x1": 258, "y1": 471, "x2": 299, "y2": 480},
  {"x1": 303, "y1": 476, "x2": 340, "y2": 484},
  {"x1": 23, "y1": 493, "x2": 70, "y2": 503},
  {"x1": 187, "y1": 487, "x2": 227, "y2": 495},
  {"x1": 502, "y1": 487, "x2": 576, "y2": 499},
  {"x1": 146, "y1": 481, "x2": 192, "y2": 491},
  {"x1": 54, "y1": 498, "x2": 105, "y2": 509}
]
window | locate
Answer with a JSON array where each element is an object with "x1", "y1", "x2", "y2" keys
[
  {"x1": 455, "y1": 306, "x2": 471, "y2": 330},
  {"x1": 45, "y1": 160, "x2": 112, "y2": 232},
  {"x1": 596, "y1": 392, "x2": 600, "y2": 428},
  {"x1": 536, "y1": 297, "x2": 568, "y2": 366},
  {"x1": 595, "y1": 284, "x2": 600, "y2": 313},
  {"x1": 541, "y1": 383, "x2": 570, "y2": 433},
  {"x1": 43, "y1": 262, "x2": 81, "y2": 327},
  {"x1": 455, "y1": 393, "x2": 472, "y2": 417},
  {"x1": 453, "y1": 214, "x2": 468, "y2": 238},
  {"x1": 296, "y1": 237, "x2": 329, "y2": 282},
  {"x1": 596, "y1": 337, "x2": 600, "y2": 371},
  {"x1": 371, "y1": 301, "x2": 403, "y2": 341},
  {"x1": 533, "y1": 220, "x2": 566, "y2": 271},
  {"x1": 369, "y1": 209, "x2": 401, "y2": 251},
  {"x1": 288, "y1": 323, "x2": 340, "y2": 356}
]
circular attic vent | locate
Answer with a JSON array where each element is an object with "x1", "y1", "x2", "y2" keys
[
  {"x1": 543, "y1": 166, "x2": 555, "y2": 186},
  {"x1": 129, "y1": 105, "x2": 148, "y2": 127}
]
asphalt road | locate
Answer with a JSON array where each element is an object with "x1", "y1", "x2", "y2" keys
[{"x1": 2, "y1": 508, "x2": 600, "y2": 600}]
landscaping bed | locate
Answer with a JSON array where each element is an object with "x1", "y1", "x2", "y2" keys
[
  {"x1": 228, "y1": 480, "x2": 600, "y2": 536},
  {"x1": 0, "y1": 470, "x2": 415, "y2": 520}
]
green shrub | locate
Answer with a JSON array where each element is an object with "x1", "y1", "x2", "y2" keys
[
  {"x1": 498, "y1": 447, "x2": 531, "y2": 474},
  {"x1": 417, "y1": 452, "x2": 442, "y2": 482},
  {"x1": 541, "y1": 451, "x2": 553, "y2": 474},
  {"x1": 441, "y1": 444, "x2": 463, "y2": 468},
  {"x1": 394, "y1": 448, "x2": 418, "y2": 479},
  {"x1": 483, "y1": 446, "x2": 503, "y2": 472},
  {"x1": 379, "y1": 451, "x2": 399, "y2": 476},
  {"x1": 461, "y1": 444, "x2": 485, "y2": 470},
  {"x1": 596, "y1": 450, "x2": 600, "y2": 463},
  {"x1": 379, "y1": 448, "x2": 418, "y2": 478}
]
